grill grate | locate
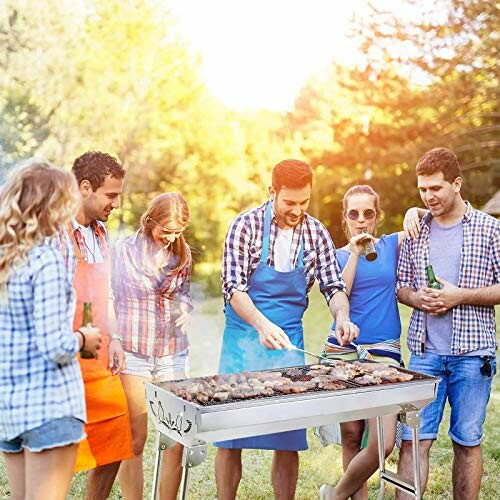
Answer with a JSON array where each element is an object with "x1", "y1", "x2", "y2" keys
[{"x1": 158, "y1": 361, "x2": 434, "y2": 407}]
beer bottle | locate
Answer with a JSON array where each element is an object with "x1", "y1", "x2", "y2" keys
[
  {"x1": 426, "y1": 265, "x2": 441, "y2": 290},
  {"x1": 80, "y1": 302, "x2": 96, "y2": 359},
  {"x1": 361, "y1": 229, "x2": 377, "y2": 261}
]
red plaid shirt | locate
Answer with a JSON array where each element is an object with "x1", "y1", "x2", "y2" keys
[{"x1": 111, "y1": 230, "x2": 192, "y2": 357}]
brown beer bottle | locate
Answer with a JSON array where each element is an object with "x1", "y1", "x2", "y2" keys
[
  {"x1": 362, "y1": 229, "x2": 377, "y2": 261},
  {"x1": 80, "y1": 302, "x2": 96, "y2": 359},
  {"x1": 426, "y1": 265, "x2": 441, "y2": 290}
]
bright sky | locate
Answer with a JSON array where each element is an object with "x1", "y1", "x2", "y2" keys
[{"x1": 167, "y1": 0, "x2": 368, "y2": 112}]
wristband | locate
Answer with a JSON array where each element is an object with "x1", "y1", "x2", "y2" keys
[
  {"x1": 111, "y1": 333, "x2": 122, "y2": 341},
  {"x1": 76, "y1": 330, "x2": 86, "y2": 351}
]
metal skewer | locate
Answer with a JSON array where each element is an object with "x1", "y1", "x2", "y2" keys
[{"x1": 287, "y1": 344, "x2": 332, "y2": 363}]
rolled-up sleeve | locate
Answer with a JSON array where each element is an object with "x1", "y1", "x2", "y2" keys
[
  {"x1": 315, "y1": 223, "x2": 346, "y2": 304},
  {"x1": 396, "y1": 237, "x2": 416, "y2": 293},
  {"x1": 221, "y1": 215, "x2": 252, "y2": 304},
  {"x1": 33, "y1": 249, "x2": 78, "y2": 365}
]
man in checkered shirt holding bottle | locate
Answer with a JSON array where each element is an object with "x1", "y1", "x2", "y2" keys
[{"x1": 396, "y1": 147, "x2": 500, "y2": 500}]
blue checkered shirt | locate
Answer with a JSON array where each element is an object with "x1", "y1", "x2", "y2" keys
[
  {"x1": 0, "y1": 245, "x2": 86, "y2": 440},
  {"x1": 222, "y1": 200, "x2": 346, "y2": 305},
  {"x1": 396, "y1": 202, "x2": 499, "y2": 356}
]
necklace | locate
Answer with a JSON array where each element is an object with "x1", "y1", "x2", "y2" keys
[{"x1": 81, "y1": 228, "x2": 98, "y2": 262}]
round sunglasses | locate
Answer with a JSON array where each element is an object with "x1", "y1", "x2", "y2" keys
[{"x1": 346, "y1": 208, "x2": 377, "y2": 220}]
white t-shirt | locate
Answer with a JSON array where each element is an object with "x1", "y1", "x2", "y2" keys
[
  {"x1": 273, "y1": 227, "x2": 294, "y2": 272},
  {"x1": 77, "y1": 223, "x2": 104, "y2": 263}
]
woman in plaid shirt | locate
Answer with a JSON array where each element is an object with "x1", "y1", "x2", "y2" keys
[
  {"x1": 112, "y1": 193, "x2": 192, "y2": 500},
  {"x1": 0, "y1": 161, "x2": 102, "y2": 499}
]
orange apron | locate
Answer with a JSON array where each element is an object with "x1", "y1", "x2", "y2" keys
[{"x1": 70, "y1": 230, "x2": 133, "y2": 472}]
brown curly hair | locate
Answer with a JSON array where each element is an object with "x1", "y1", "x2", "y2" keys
[{"x1": 72, "y1": 151, "x2": 125, "y2": 190}]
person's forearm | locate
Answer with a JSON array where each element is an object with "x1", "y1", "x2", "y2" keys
[
  {"x1": 229, "y1": 290, "x2": 268, "y2": 332},
  {"x1": 341, "y1": 254, "x2": 360, "y2": 296},
  {"x1": 397, "y1": 286, "x2": 419, "y2": 308},
  {"x1": 328, "y1": 290, "x2": 350, "y2": 322},
  {"x1": 108, "y1": 298, "x2": 119, "y2": 338},
  {"x1": 458, "y1": 284, "x2": 500, "y2": 306}
]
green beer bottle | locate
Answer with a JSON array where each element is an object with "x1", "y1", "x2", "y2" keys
[
  {"x1": 361, "y1": 229, "x2": 377, "y2": 262},
  {"x1": 80, "y1": 302, "x2": 96, "y2": 359},
  {"x1": 426, "y1": 265, "x2": 441, "y2": 290}
]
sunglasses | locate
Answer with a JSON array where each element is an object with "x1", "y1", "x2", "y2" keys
[
  {"x1": 480, "y1": 357, "x2": 492, "y2": 377},
  {"x1": 148, "y1": 216, "x2": 187, "y2": 236},
  {"x1": 346, "y1": 209, "x2": 377, "y2": 220}
]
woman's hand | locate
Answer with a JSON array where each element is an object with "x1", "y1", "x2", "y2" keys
[
  {"x1": 108, "y1": 338, "x2": 126, "y2": 375},
  {"x1": 403, "y1": 207, "x2": 422, "y2": 239},
  {"x1": 79, "y1": 325, "x2": 102, "y2": 358},
  {"x1": 348, "y1": 233, "x2": 372, "y2": 256},
  {"x1": 175, "y1": 302, "x2": 190, "y2": 333}
]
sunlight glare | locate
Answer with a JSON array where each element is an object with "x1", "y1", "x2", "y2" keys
[{"x1": 167, "y1": 0, "x2": 368, "y2": 111}]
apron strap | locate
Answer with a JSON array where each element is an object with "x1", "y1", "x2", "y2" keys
[{"x1": 261, "y1": 201, "x2": 304, "y2": 268}]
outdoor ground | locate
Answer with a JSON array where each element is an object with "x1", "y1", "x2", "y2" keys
[{"x1": 1, "y1": 285, "x2": 498, "y2": 499}]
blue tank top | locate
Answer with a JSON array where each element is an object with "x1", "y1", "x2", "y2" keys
[{"x1": 332, "y1": 233, "x2": 401, "y2": 346}]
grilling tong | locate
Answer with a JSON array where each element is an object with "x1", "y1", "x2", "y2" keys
[{"x1": 286, "y1": 344, "x2": 331, "y2": 363}]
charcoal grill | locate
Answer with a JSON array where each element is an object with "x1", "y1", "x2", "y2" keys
[{"x1": 146, "y1": 364, "x2": 439, "y2": 499}]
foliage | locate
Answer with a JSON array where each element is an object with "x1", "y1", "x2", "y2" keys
[{"x1": 0, "y1": 0, "x2": 497, "y2": 283}]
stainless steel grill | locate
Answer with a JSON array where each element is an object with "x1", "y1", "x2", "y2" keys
[{"x1": 146, "y1": 364, "x2": 439, "y2": 499}]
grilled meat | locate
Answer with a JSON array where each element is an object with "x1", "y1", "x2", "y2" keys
[{"x1": 160, "y1": 360, "x2": 414, "y2": 404}]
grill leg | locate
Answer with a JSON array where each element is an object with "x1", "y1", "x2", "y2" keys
[
  {"x1": 377, "y1": 410, "x2": 422, "y2": 499},
  {"x1": 411, "y1": 423, "x2": 422, "y2": 499},
  {"x1": 179, "y1": 441, "x2": 209, "y2": 500},
  {"x1": 151, "y1": 432, "x2": 178, "y2": 500},
  {"x1": 376, "y1": 416, "x2": 386, "y2": 500}
]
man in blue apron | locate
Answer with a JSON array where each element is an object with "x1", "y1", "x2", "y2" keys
[{"x1": 215, "y1": 159, "x2": 359, "y2": 499}]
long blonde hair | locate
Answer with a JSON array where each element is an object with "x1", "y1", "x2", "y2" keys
[
  {"x1": 0, "y1": 161, "x2": 80, "y2": 300},
  {"x1": 140, "y1": 192, "x2": 191, "y2": 274}
]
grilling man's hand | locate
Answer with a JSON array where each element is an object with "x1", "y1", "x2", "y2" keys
[
  {"x1": 335, "y1": 317, "x2": 359, "y2": 346},
  {"x1": 257, "y1": 319, "x2": 290, "y2": 350}
]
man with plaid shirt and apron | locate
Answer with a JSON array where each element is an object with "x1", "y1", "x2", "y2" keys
[{"x1": 215, "y1": 159, "x2": 359, "y2": 500}]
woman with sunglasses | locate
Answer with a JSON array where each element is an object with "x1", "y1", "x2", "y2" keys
[
  {"x1": 111, "y1": 193, "x2": 192, "y2": 500},
  {"x1": 319, "y1": 185, "x2": 424, "y2": 500}
]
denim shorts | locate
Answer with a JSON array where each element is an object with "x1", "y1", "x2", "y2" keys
[
  {"x1": 401, "y1": 352, "x2": 496, "y2": 446},
  {"x1": 0, "y1": 417, "x2": 85, "y2": 453},
  {"x1": 121, "y1": 348, "x2": 189, "y2": 382}
]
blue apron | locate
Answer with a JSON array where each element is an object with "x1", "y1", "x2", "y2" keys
[{"x1": 215, "y1": 202, "x2": 308, "y2": 451}]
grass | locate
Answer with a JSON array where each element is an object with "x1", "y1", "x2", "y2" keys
[{"x1": 1, "y1": 284, "x2": 498, "y2": 499}]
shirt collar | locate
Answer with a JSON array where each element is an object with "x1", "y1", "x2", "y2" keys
[
  {"x1": 71, "y1": 218, "x2": 103, "y2": 234},
  {"x1": 421, "y1": 200, "x2": 473, "y2": 227}
]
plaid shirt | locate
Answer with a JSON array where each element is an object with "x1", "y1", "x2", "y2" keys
[
  {"x1": 50, "y1": 219, "x2": 109, "y2": 282},
  {"x1": 222, "y1": 200, "x2": 345, "y2": 305},
  {"x1": 111, "y1": 230, "x2": 192, "y2": 357},
  {"x1": 396, "y1": 202, "x2": 499, "y2": 356},
  {"x1": 0, "y1": 245, "x2": 86, "y2": 440}
]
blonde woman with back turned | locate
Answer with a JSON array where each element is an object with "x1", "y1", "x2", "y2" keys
[{"x1": 0, "y1": 161, "x2": 102, "y2": 500}]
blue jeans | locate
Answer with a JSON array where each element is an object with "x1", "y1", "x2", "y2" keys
[
  {"x1": 0, "y1": 417, "x2": 85, "y2": 453},
  {"x1": 401, "y1": 352, "x2": 496, "y2": 446}
]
